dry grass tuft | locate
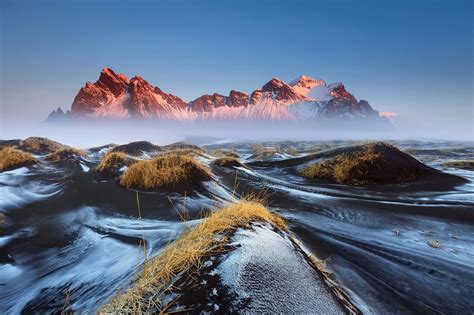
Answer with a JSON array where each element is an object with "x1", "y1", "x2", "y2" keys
[
  {"x1": 163, "y1": 142, "x2": 206, "y2": 154},
  {"x1": 19, "y1": 137, "x2": 67, "y2": 154},
  {"x1": 0, "y1": 147, "x2": 37, "y2": 172},
  {"x1": 162, "y1": 148, "x2": 208, "y2": 158},
  {"x1": 96, "y1": 151, "x2": 134, "y2": 175},
  {"x1": 100, "y1": 200, "x2": 286, "y2": 313},
  {"x1": 427, "y1": 240, "x2": 441, "y2": 248},
  {"x1": 212, "y1": 149, "x2": 239, "y2": 159},
  {"x1": 120, "y1": 154, "x2": 211, "y2": 190},
  {"x1": 212, "y1": 157, "x2": 244, "y2": 168},
  {"x1": 249, "y1": 145, "x2": 281, "y2": 161},
  {"x1": 300, "y1": 142, "x2": 425, "y2": 186},
  {"x1": 45, "y1": 148, "x2": 88, "y2": 162}
]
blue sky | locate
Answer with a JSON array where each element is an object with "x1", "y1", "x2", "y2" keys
[{"x1": 1, "y1": 0, "x2": 472, "y2": 135}]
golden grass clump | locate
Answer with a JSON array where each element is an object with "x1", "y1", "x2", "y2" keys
[
  {"x1": 120, "y1": 154, "x2": 211, "y2": 189},
  {"x1": 300, "y1": 142, "x2": 425, "y2": 186},
  {"x1": 45, "y1": 148, "x2": 88, "y2": 162},
  {"x1": 250, "y1": 145, "x2": 280, "y2": 161},
  {"x1": 163, "y1": 142, "x2": 206, "y2": 154},
  {"x1": 212, "y1": 157, "x2": 244, "y2": 168},
  {"x1": 96, "y1": 151, "x2": 133, "y2": 174},
  {"x1": 427, "y1": 240, "x2": 441, "y2": 248},
  {"x1": 212, "y1": 149, "x2": 239, "y2": 159},
  {"x1": 162, "y1": 148, "x2": 208, "y2": 158},
  {"x1": 0, "y1": 147, "x2": 37, "y2": 172},
  {"x1": 19, "y1": 137, "x2": 67, "y2": 154},
  {"x1": 300, "y1": 148, "x2": 382, "y2": 186},
  {"x1": 100, "y1": 201, "x2": 286, "y2": 313}
]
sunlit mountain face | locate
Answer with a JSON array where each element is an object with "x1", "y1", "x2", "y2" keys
[{"x1": 47, "y1": 68, "x2": 387, "y2": 123}]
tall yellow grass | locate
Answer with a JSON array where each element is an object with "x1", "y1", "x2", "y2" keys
[
  {"x1": 212, "y1": 149, "x2": 239, "y2": 159},
  {"x1": 120, "y1": 154, "x2": 211, "y2": 189},
  {"x1": 162, "y1": 148, "x2": 208, "y2": 158},
  {"x1": 212, "y1": 156, "x2": 244, "y2": 168},
  {"x1": 0, "y1": 147, "x2": 37, "y2": 172},
  {"x1": 100, "y1": 200, "x2": 286, "y2": 313},
  {"x1": 45, "y1": 148, "x2": 88, "y2": 162},
  {"x1": 300, "y1": 142, "x2": 417, "y2": 185},
  {"x1": 96, "y1": 151, "x2": 131, "y2": 173},
  {"x1": 19, "y1": 137, "x2": 67, "y2": 154}
]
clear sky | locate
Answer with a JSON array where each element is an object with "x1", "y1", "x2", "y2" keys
[{"x1": 1, "y1": 0, "x2": 472, "y2": 137}]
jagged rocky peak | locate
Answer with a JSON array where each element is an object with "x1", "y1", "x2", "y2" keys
[
  {"x1": 70, "y1": 68, "x2": 188, "y2": 117},
  {"x1": 129, "y1": 75, "x2": 154, "y2": 93},
  {"x1": 227, "y1": 90, "x2": 248, "y2": 107},
  {"x1": 190, "y1": 90, "x2": 249, "y2": 112},
  {"x1": 97, "y1": 67, "x2": 129, "y2": 96},
  {"x1": 261, "y1": 77, "x2": 286, "y2": 92},
  {"x1": 46, "y1": 107, "x2": 67, "y2": 121},
  {"x1": 257, "y1": 77, "x2": 307, "y2": 103},
  {"x1": 190, "y1": 93, "x2": 226, "y2": 112},
  {"x1": 290, "y1": 75, "x2": 325, "y2": 96},
  {"x1": 329, "y1": 83, "x2": 357, "y2": 102}
]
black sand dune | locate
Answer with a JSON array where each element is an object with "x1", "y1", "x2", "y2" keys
[{"x1": 0, "y1": 138, "x2": 473, "y2": 313}]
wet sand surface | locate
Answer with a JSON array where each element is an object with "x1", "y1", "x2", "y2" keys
[{"x1": 0, "y1": 140, "x2": 473, "y2": 313}]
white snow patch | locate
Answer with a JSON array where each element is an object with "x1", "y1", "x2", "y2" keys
[
  {"x1": 80, "y1": 163, "x2": 90, "y2": 172},
  {"x1": 217, "y1": 224, "x2": 343, "y2": 313}
]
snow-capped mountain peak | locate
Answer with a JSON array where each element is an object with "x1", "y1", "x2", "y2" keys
[
  {"x1": 290, "y1": 75, "x2": 325, "y2": 97},
  {"x1": 53, "y1": 68, "x2": 389, "y2": 124}
]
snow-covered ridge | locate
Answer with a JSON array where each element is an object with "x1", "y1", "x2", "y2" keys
[{"x1": 48, "y1": 68, "x2": 390, "y2": 122}]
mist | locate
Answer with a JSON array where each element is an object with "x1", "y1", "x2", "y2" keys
[{"x1": 1, "y1": 118, "x2": 472, "y2": 148}]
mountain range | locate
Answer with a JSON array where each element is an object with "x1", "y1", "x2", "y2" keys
[{"x1": 47, "y1": 67, "x2": 389, "y2": 123}]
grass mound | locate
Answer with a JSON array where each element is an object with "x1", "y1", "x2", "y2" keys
[
  {"x1": 300, "y1": 142, "x2": 429, "y2": 186},
  {"x1": 111, "y1": 141, "x2": 162, "y2": 156},
  {"x1": 212, "y1": 149, "x2": 239, "y2": 159},
  {"x1": 100, "y1": 201, "x2": 286, "y2": 313},
  {"x1": 119, "y1": 154, "x2": 211, "y2": 190},
  {"x1": 212, "y1": 157, "x2": 244, "y2": 168},
  {"x1": 249, "y1": 145, "x2": 281, "y2": 161},
  {"x1": 0, "y1": 147, "x2": 37, "y2": 172},
  {"x1": 96, "y1": 152, "x2": 134, "y2": 175},
  {"x1": 163, "y1": 142, "x2": 206, "y2": 153},
  {"x1": 443, "y1": 160, "x2": 474, "y2": 171},
  {"x1": 162, "y1": 148, "x2": 208, "y2": 158},
  {"x1": 18, "y1": 137, "x2": 67, "y2": 154},
  {"x1": 45, "y1": 148, "x2": 88, "y2": 163}
]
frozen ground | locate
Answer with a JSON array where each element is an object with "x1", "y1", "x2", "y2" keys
[
  {"x1": 0, "y1": 139, "x2": 472, "y2": 313},
  {"x1": 217, "y1": 223, "x2": 344, "y2": 313}
]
